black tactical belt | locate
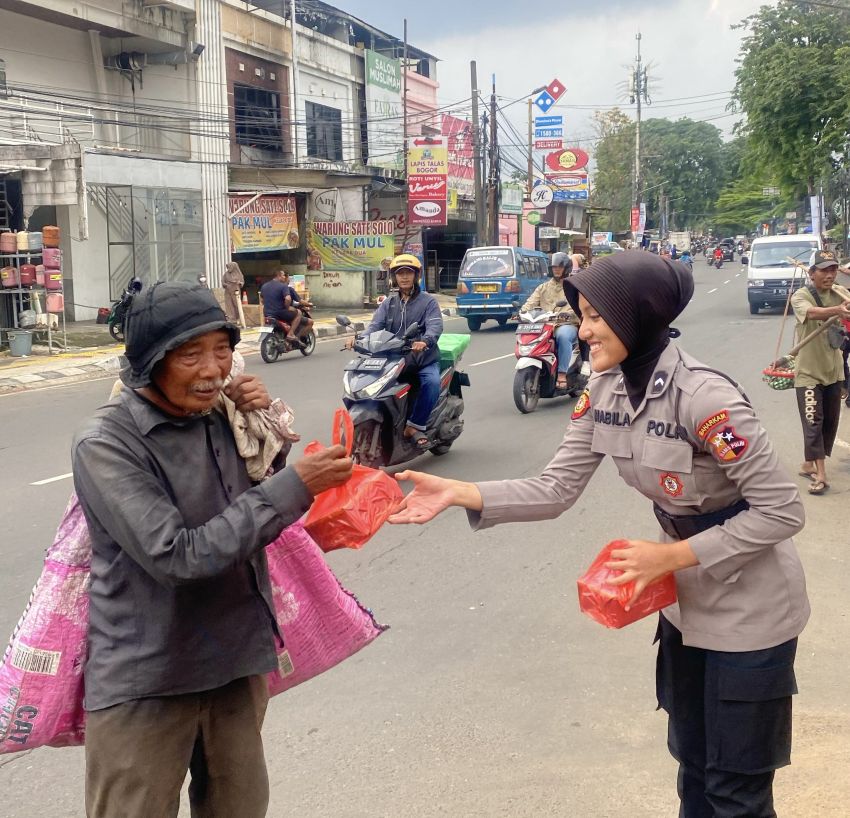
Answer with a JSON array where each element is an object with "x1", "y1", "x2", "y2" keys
[{"x1": 653, "y1": 498, "x2": 750, "y2": 540}]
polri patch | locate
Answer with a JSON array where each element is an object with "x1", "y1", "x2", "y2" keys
[
  {"x1": 572, "y1": 389, "x2": 591, "y2": 420},
  {"x1": 696, "y1": 409, "x2": 730, "y2": 441},
  {"x1": 660, "y1": 472, "x2": 684, "y2": 497},
  {"x1": 707, "y1": 426, "x2": 748, "y2": 462}
]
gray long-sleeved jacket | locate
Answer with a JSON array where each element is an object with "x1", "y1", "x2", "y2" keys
[
  {"x1": 72, "y1": 389, "x2": 313, "y2": 710},
  {"x1": 470, "y1": 343, "x2": 810, "y2": 652}
]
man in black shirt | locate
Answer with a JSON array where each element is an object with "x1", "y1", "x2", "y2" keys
[
  {"x1": 72, "y1": 281, "x2": 351, "y2": 817},
  {"x1": 260, "y1": 269, "x2": 312, "y2": 342}
]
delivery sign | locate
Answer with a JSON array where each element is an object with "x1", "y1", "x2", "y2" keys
[
  {"x1": 307, "y1": 220, "x2": 395, "y2": 272},
  {"x1": 407, "y1": 136, "x2": 448, "y2": 226}
]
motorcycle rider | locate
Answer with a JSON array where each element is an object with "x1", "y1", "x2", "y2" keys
[
  {"x1": 351, "y1": 254, "x2": 443, "y2": 447},
  {"x1": 522, "y1": 252, "x2": 590, "y2": 388},
  {"x1": 260, "y1": 269, "x2": 313, "y2": 343},
  {"x1": 713, "y1": 246, "x2": 724, "y2": 267}
]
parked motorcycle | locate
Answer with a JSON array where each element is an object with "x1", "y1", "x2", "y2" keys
[
  {"x1": 107, "y1": 277, "x2": 143, "y2": 342},
  {"x1": 513, "y1": 303, "x2": 588, "y2": 414},
  {"x1": 258, "y1": 303, "x2": 315, "y2": 362},
  {"x1": 337, "y1": 315, "x2": 470, "y2": 468}
]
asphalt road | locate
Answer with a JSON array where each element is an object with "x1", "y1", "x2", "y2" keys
[{"x1": 1, "y1": 257, "x2": 849, "y2": 817}]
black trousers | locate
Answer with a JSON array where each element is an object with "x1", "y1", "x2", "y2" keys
[
  {"x1": 795, "y1": 382, "x2": 842, "y2": 461},
  {"x1": 656, "y1": 616, "x2": 798, "y2": 818}
]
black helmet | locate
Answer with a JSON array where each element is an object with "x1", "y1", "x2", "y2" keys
[{"x1": 551, "y1": 251, "x2": 572, "y2": 276}]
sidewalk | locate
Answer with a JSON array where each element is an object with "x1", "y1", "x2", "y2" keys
[{"x1": 0, "y1": 295, "x2": 458, "y2": 394}]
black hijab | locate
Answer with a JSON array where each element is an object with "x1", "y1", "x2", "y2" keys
[{"x1": 563, "y1": 251, "x2": 694, "y2": 408}]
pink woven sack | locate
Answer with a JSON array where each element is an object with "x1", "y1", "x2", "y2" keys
[
  {"x1": 0, "y1": 499, "x2": 385, "y2": 754},
  {"x1": 265, "y1": 522, "x2": 386, "y2": 696},
  {"x1": 0, "y1": 494, "x2": 89, "y2": 754}
]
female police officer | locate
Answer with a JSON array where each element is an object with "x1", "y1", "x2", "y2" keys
[{"x1": 390, "y1": 251, "x2": 809, "y2": 818}]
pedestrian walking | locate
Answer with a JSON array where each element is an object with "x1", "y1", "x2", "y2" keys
[
  {"x1": 222, "y1": 260, "x2": 244, "y2": 323},
  {"x1": 791, "y1": 250, "x2": 850, "y2": 494},
  {"x1": 71, "y1": 281, "x2": 352, "y2": 818},
  {"x1": 390, "y1": 251, "x2": 809, "y2": 818}
]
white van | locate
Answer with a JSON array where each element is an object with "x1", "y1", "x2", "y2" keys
[{"x1": 745, "y1": 234, "x2": 821, "y2": 314}]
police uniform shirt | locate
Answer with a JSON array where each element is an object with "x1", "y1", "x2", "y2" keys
[{"x1": 468, "y1": 343, "x2": 810, "y2": 653}]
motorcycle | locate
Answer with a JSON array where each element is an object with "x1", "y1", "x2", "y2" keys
[
  {"x1": 258, "y1": 303, "x2": 316, "y2": 362},
  {"x1": 337, "y1": 315, "x2": 470, "y2": 468},
  {"x1": 513, "y1": 302, "x2": 588, "y2": 414},
  {"x1": 107, "y1": 277, "x2": 143, "y2": 342},
  {"x1": 714, "y1": 256, "x2": 723, "y2": 269}
]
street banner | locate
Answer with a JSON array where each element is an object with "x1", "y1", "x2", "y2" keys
[
  {"x1": 407, "y1": 136, "x2": 448, "y2": 226},
  {"x1": 639, "y1": 202, "x2": 647, "y2": 236},
  {"x1": 229, "y1": 194, "x2": 299, "y2": 254},
  {"x1": 592, "y1": 231, "x2": 614, "y2": 244},
  {"x1": 631, "y1": 207, "x2": 641, "y2": 236},
  {"x1": 307, "y1": 220, "x2": 395, "y2": 271},
  {"x1": 365, "y1": 50, "x2": 403, "y2": 171},
  {"x1": 500, "y1": 182, "x2": 524, "y2": 215},
  {"x1": 441, "y1": 114, "x2": 474, "y2": 197},
  {"x1": 547, "y1": 172, "x2": 589, "y2": 201}
]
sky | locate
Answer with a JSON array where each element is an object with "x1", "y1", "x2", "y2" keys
[{"x1": 337, "y1": 0, "x2": 767, "y2": 171}]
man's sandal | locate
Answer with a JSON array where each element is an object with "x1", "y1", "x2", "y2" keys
[{"x1": 808, "y1": 480, "x2": 829, "y2": 495}]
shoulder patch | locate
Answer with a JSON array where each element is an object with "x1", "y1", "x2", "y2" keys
[
  {"x1": 706, "y1": 426, "x2": 749, "y2": 462},
  {"x1": 572, "y1": 389, "x2": 591, "y2": 420},
  {"x1": 696, "y1": 409, "x2": 730, "y2": 441}
]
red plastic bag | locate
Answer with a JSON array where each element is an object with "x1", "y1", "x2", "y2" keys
[
  {"x1": 303, "y1": 409, "x2": 403, "y2": 552},
  {"x1": 577, "y1": 540, "x2": 677, "y2": 629}
]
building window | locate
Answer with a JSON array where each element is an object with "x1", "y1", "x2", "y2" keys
[
  {"x1": 306, "y1": 101, "x2": 343, "y2": 162},
  {"x1": 234, "y1": 84, "x2": 283, "y2": 153}
]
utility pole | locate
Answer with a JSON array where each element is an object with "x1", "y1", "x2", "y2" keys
[
  {"x1": 470, "y1": 61, "x2": 485, "y2": 246},
  {"x1": 290, "y1": 0, "x2": 300, "y2": 165},
  {"x1": 629, "y1": 33, "x2": 650, "y2": 210},
  {"x1": 527, "y1": 98, "x2": 533, "y2": 199},
  {"x1": 402, "y1": 18, "x2": 408, "y2": 166},
  {"x1": 489, "y1": 74, "x2": 499, "y2": 245}
]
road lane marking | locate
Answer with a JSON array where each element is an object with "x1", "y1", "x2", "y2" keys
[
  {"x1": 724, "y1": 280, "x2": 730, "y2": 284},
  {"x1": 30, "y1": 472, "x2": 73, "y2": 486},
  {"x1": 735, "y1": 273, "x2": 741, "y2": 277},
  {"x1": 707, "y1": 288, "x2": 718, "y2": 294},
  {"x1": 470, "y1": 353, "x2": 515, "y2": 367}
]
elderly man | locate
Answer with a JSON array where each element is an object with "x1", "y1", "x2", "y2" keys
[
  {"x1": 72, "y1": 281, "x2": 352, "y2": 818},
  {"x1": 791, "y1": 250, "x2": 850, "y2": 494}
]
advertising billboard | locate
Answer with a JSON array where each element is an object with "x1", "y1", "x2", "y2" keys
[
  {"x1": 229, "y1": 195, "x2": 299, "y2": 254},
  {"x1": 365, "y1": 50, "x2": 403, "y2": 171}
]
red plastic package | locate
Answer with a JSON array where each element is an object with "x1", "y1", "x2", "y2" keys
[
  {"x1": 303, "y1": 409, "x2": 403, "y2": 552},
  {"x1": 577, "y1": 540, "x2": 677, "y2": 629}
]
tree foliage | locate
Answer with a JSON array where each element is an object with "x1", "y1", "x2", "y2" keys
[
  {"x1": 732, "y1": 0, "x2": 850, "y2": 195},
  {"x1": 591, "y1": 109, "x2": 727, "y2": 232},
  {"x1": 590, "y1": 109, "x2": 634, "y2": 231}
]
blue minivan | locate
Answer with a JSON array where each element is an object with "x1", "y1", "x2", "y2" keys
[{"x1": 456, "y1": 246, "x2": 550, "y2": 331}]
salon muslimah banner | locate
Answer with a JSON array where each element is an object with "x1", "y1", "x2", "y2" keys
[{"x1": 306, "y1": 220, "x2": 396, "y2": 272}]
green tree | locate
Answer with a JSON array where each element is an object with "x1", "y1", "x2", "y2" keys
[
  {"x1": 590, "y1": 108, "x2": 634, "y2": 231},
  {"x1": 641, "y1": 118, "x2": 726, "y2": 231},
  {"x1": 712, "y1": 181, "x2": 774, "y2": 235},
  {"x1": 732, "y1": 1, "x2": 850, "y2": 196}
]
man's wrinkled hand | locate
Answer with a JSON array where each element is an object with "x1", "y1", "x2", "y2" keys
[
  {"x1": 294, "y1": 445, "x2": 353, "y2": 495},
  {"x1": 411, "y1": 340, "x2": 427, "y2": 353},
  {"x1": 224, "y1": 374, "x2": 271, "y2": 412}
]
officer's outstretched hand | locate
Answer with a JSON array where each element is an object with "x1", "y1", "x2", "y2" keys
[
  {"x1": 389, "y1": 470, "x2": 482, "y2": 525},
  {"x1": 294, "y1": 445, "x2": 353, "y2": 495}
]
